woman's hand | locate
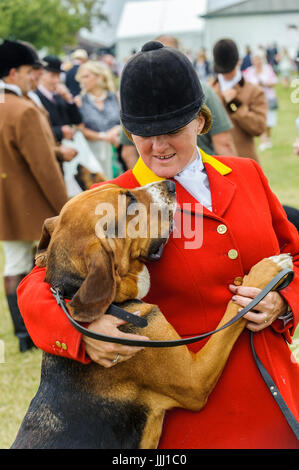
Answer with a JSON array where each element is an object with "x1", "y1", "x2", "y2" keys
[
  {"x1": 82, "y1": 313, "x2": 149, "y2": 368},
  {"x1": 74, "y1": 95, "x2": 82, "y2": 108},
  {"x1": 102, "y1": 126, "x2": 121, "y2": 147},
  {"x1": 55, "y1": 83, "x2": 74, "y2": 104},
  {"x1": 229, "y1": 284, "x2": 288, "y2": 332}
]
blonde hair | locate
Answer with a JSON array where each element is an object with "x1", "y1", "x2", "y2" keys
[
  {"x1": 199, "y1": 104, "x2": 212, "y2": 134},
  {"x1": 75, "y1": 60, "x2": 116, "y2": 93}
]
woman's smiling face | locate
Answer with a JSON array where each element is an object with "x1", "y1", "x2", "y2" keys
[{"x1": 131, "y1": 116, "x2": 205, "y2": 178}]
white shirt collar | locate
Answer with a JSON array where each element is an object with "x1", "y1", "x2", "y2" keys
[
  {"x1": 176, "y1": 146, "x2": 203, "y2": 176},
  {"x1": 28, "y1": 90, "x2": 44, "y2": 108},
  {"x1": 38, "y1": 84, "x2": 55, "y2": 101},
  {"x1": 218, "y1": 68, "x2": 243, "y2": 91},
  {"x1": 174, "y1": 147, "x2": 212, "y2": 210},
  {"x1": 0, "y1": 80, "x2": 22, "y2": 97}
]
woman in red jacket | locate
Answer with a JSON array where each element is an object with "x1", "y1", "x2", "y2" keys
[{"x1": 18, "y1": 41, "x2": 299, "y2": 449}]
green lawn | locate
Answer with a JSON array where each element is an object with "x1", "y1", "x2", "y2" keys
[
  {"x1": 0, "y1": 82, "x2": 298, "y2": 449},
  {"x1": 257, "y1": 83, "x2": 299, "y2": 208}
]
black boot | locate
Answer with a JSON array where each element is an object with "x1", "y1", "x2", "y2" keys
[
  {"x1": 283, "y1": 205, "x2": 299, "y2": 233},
  {"x1": 4, "y1": 274, "x2": 35, "y2": 352}
]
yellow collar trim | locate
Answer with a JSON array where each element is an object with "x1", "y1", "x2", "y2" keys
[
  {"x1": 200, "y1": 150, "x2": 232, "y2": 176},
  {"x1": 132, "y1": 148, "x2": 232, "y2": 186},
  {"x1": 132, "y1": 156, "x2": 165, "y2": 186}
]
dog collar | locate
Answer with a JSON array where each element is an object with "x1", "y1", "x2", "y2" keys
[{"x1": 132, "y1": 149, "x2": 232, "y2": 186}]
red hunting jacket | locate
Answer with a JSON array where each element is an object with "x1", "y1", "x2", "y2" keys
[{"x1": 18, "y1": 153, "x2": 299, "y2": 449}]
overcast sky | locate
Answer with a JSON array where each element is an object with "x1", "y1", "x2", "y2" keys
[{"x1": 81, "y1": 0, "x2": 207, "y2": 45}]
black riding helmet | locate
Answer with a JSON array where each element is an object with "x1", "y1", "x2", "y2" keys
[{"x1": 120, "y1": 41, "x2": 207, "y2": 137}]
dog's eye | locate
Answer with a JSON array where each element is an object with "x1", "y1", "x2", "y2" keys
[{"x1": 125, "y1": 191, "x2": 137, "y2": 206}]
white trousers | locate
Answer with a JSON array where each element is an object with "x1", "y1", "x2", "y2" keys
[{"x1": 2, "y1": 241, "x2": 37, "y2": 276}]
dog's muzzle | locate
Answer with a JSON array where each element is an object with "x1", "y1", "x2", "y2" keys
[{"x1": 146, "y1": 238, "x2": 168, "y2": 261}]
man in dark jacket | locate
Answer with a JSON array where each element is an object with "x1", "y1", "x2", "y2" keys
[{"x1": 33, "y1": 55, "x2": 82, "y2": 142}]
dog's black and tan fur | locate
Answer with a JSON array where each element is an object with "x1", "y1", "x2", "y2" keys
[
  {"x1": 74, "y1": 164, "x2": 106, "y2": 192},
  {"x1": 12, "y1": 181, "x2": 292, "y2": 449}
]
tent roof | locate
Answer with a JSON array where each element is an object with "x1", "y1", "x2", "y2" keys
[
  {"x1": 116, "y1": 0, "x2": 204, "y2": 39},
  {"x1": 206, "y1": 0, "x2": 246, "y2": 14}
]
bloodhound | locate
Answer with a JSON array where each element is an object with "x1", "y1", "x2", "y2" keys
[
  {"x1": 75, "y1": 164, "x2": 106, "y2": 191},
  {"x1": 12, "y1": 180, "x2": 292, "y2": 449}
]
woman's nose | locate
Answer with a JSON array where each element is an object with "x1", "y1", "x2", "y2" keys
[{"x1": 151, "y1": 135, "x2": 169, "y2": 154}]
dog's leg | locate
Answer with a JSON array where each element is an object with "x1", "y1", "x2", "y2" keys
[
  {"x1": 134, "y1": 255, "x2": 293, "y2": 448},
  {"x1": 135, "y1": 255, "x2": 293, "y2": 413}
]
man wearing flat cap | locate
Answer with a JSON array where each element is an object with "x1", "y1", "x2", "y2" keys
[
  {"x1": 0, "y1": 40, "x2": 68, "y2": 352},
  {"x1": 33, "y1": 55, "x2": 82, "y2": 143},
  {"x1": 211, "y1": 39, "x2": 267, "y2": 163}
]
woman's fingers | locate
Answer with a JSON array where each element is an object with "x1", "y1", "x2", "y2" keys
[
  {"x1": 229, "y1": 284, "x2": 288, "y2": 332},
  {"x1": 82, "y1": 312, "x2": 149, "y2": 367},
  {"x1": 242, "y1": 310, "x2": 270, "y2": 332},
  {"x1": 96, "y1": 351, "x2": 138, "y2": 369},
  {"x1": 229, "y1": 284, "x2": 261, "y2": 299}
]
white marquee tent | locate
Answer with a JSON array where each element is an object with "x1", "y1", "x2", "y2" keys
[
  {"x1": 203, "y1": 0, "x2": 299, "y2": 58},
  {"x1": 116, "y1": 0, "x2": 206, "y2": 61}
]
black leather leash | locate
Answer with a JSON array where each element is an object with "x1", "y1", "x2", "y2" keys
[
  {"x1": 51, "y1": 267, "x2": 293, "y2": 348},
  {"x1": 51, "y1": 267, "x2": 299, "y2": 440},
  {"x1": 250, "y1": 332, "x2": 299, "y2": 439}
]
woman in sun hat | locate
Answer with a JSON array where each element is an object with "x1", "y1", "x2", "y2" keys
[{"x1": 18, "y1": 41, "x2": 299, "y2": 449}]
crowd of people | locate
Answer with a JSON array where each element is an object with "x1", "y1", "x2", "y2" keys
[
  {"x1": 0, "y1": 34, "x2": 299, "y2": 449},
  {"x1": 0, "y1": 34, "x2": 298, "y2": 349}
]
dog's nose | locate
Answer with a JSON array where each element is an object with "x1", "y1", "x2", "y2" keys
[{"x1": 164, "y1": 180, "x2": 176, "y2": 194}]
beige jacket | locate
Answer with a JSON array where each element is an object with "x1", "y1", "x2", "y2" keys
[
  {"x1": 0, "y1": 91, "x2": 68, "y2": 240},
  {"x1": 211, "y1": 77, "x2": 267, "y2": 162}
]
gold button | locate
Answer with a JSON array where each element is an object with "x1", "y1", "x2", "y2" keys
[
  {"x1": 61, "y1": 343, "x2": 68, "y2": 351},
  {"x1": 230, "y1": 103, "x2": 237, "y2": 112},
  {"x1": 234, "y1": 276, "x2": 243, "y2": 286},
  {"x1": 55, "y1": 340, "x2": 62, "y2": 348},
  {"x1": 228, "y1": 249, "x2": 238, "y2": 260},
  {"x1": 1, "y1": 173, "x2": 7, "y2": 179},
  {"x1": 217, "y1": 224, "x2": 227, "y2": 234}
]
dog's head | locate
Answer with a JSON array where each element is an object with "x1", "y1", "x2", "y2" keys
[
  {"x1": 36, "y1": 180, "x2": 176, "y2": 322},
  {"x1": 74, "y1": 164, "x2": 106, "y2": 191}
]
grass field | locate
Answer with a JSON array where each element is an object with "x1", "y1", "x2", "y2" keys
[{"x1": 0, "y1": 82, "x2": 298, "y2": 449}]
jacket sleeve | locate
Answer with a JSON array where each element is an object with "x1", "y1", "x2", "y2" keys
[
  {"x1": 228, "y1": 86, "x2": 267, "y2": 137},
  {"x1": 17, "y1": 179, "x2": 116, "y2": 363},
  {"x1": 17, "y1": 105, "x2": 68, "y2": 213},
  {"x1": 65, "y1": 102, "x2": 82, "y2": 125},
  {"x1": 17, "y1": 266, "x2": 91, "y2": 364},
  {"x1": 52, "y1": 124, "x2": 63, "y2": 143},
  {"x1": 251, "y1": 160, "x2": 299, "y2": 340}
]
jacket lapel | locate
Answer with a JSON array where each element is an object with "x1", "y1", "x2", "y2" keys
[
  {"x1": 204, "y1": 157, "x2": 236, "y2": 218},
  {"x1": 131, "y1": 151, "x2": 236, "y2": 219}
]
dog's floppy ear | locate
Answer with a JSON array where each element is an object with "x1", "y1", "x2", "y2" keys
[
  {"x1": 35, "y1": 216, "x2": 58, "y2": 267},
  {"x1": 67, "y1": 245, "x2": 117, "y2": 322}
]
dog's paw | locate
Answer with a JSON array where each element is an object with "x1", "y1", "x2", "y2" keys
[
  {"x1": 268, "y1": 253, "x2": 293, "y2": 270},
  {"x1": 136, "y1": 264, "x2": 150, "y2": 299},
  {"x1": 243, "y1": 254, "x2": 293, "y2": 291}
]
